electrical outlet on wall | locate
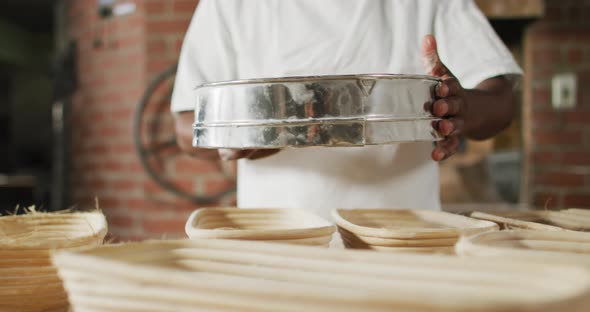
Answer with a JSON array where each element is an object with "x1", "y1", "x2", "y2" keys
[{"x1": 552, "y1": 73, "x2": 577, "y2": 110}]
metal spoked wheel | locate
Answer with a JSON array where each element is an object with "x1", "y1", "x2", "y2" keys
[{"x1": 133, "y1": 64, "x2": 235, "y2": 203}]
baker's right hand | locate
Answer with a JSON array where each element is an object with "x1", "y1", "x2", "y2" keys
[{"x1": 219, "y1": 149, "x2": 281, "y2": 161}]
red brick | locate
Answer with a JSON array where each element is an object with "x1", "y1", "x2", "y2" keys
[
  {"x1": 144, "y1": 0, "x2": 167, "y2": 14},
  {"x1": 532, "y1": 151, "x2": 560, "y2": 164},
  {"x1": 532, "y1": 49, "x2": 561, "y2": 64},
  {"x1": 563, "y1": 111, "x2": 590, "y2": 123},
  {"x1": 172, "y1": 0, "x2": 199, "y2": 14},
  {"x1": 532, "y1": 89, "x2": 551, "y2": 107},
  {"x1": 535, "y1": 172, "x2": 585, "y2": 187},
  {"x1": 64, "y1": 0, "x2": 242, "y2": 241},
  {"x1": 97, "y1": 196, "x2": 123, "y2": 208},
  {"x1": 110, "y1": 143, "x2": 135, "y2": 154},
  {"x1": 562, "y1": 152, "x2": 590, "y2": 165},
  {"x1": 112, "y1": 107, "x2": 133, "y2": 120},
  {"x1": 147, "y1": 20, "x2": 190, "y2": 34},
  {"x1": 147, "y1": 39, "x2": 167, "y2": 55},
  {"x1": 143, "y1": 180, "x2": 163, "y2": 193},
  {"x1": 147, "y1": 59, "x2": 175, "y2": 74},
  {"x1": 531, "y1": 111, "x2": 558, "y2": 123},
  {"x1": 78, "y1": 160, "x2": 100, "y2": 172},
  {"x1": 172, "y1": 179, "x2": 195, "y2": 193},
  {"x1": 111, "y1": 35, "x2": 144, "y2": 51},
  {"x1": 97, "y1": 124, "x2": 120, "y2": 137},
  {"x1": 102, "y1": 160, "x2": 126, "y2": 171},
  {"x1": 146, "y1": 158, "x2": 166, "y2": 173},
  {"x1": 567, "y1": 48, "x2": 584, "y2": 64},
  {"x1": 531, "y1": 66, "x2": 555, "y2": 81},
  {"x1": 126, "y1": 199, "x2": 164, "y2": 211},
  {"x1": 533, "y1": 192, "x2": 559, "y2": 209},
  {"x1": 108, "y1": 215, "x2": 135, "y2": 227},
  {"x1": 205, "y1": 178, "x2": 235, "y2": 195},
  {"x1": 124, "y1": 163, "x2": 142, "y2": 175},
  {"x1": 534, "y1": 130, "x2": 582, "y2": 145},
  {"x1": 120, "y1": 14, "x2": 144, "y2": 29},
  {"x1": 142, "y1": 218, "x2": 187, "y2": 234},
  {"x1": 174, "y1": 157, "x2": 219, "y2": 175},
  {"x1": 111, "y1": 179, "x2": 139, "y2": 191},
  {"x1": 543, "y1": 6, "x2": 563, "y2": 21},
  {"x1": 564, "y1": 194, "x2": 590, "y2": 208},
  {"x1": 148, "y1": 142, "x2": 181, "y2": 158},
  {"x1": 126, "y1": 198, "x2": 202, "y2": 212},
  {"x1": 86, "y1": 177, "x2": 107, "y2": 189},
  {"x1": 175, "y1": 38, "x2": 184, "y2": 54},
  {"x1": 73, "y1": 195, "x2": 95, "y2": 207}
]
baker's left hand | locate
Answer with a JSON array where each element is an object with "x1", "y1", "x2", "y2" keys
[{"x1": 421, "y1": 34, "x2": 466, "y2": 161}]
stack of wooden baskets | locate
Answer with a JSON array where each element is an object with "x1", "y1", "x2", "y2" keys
[
  {"x1": 0, "y1": 210, "x2": 107, "y2": 312},
  {"x1": 185, "y1": 208, "x2": 336, "y2": 247},
  {"x1": 333, "y1": 209, "x2": 498, "y2": 254},
  {"x1": 52, "y1": 238, "x2": 590, "y2": 311}
]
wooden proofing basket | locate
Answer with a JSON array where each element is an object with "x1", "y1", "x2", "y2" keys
[
  {"x1": 52, "y1": 239, "x2": 590, "y2": 312},
  {"x1": 333, "y1": 209, "x2": 498, "y2": 253},
  {"x1": 562, "y1": 208, "x2": 590, "y2": 217},
  {"x1": 185, "y1": 208, "x2": 336, "y2": 246},
  {"x1": 560, "y1": 209, "x2": 590, "y2": 230},
  {"x1": 469, "y1": 210, "x2": 590, "y2": 231},
  {"x1": 0, "y1": 211, "x2": 108, "y2": 312},
  {"x1": 455, "y1": 230, "x2": 590, "y2": 268}
]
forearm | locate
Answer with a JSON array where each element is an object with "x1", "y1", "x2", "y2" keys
[{"x1": 463, "y1": 77, "x2": 514, "y2": 140}]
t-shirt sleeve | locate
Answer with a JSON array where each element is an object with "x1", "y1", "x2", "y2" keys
[
  {"x1": 433, "y1": 0, "x2": 522, "y2": 89},
  {"x1": 171, "y1": 0, "x2": 236, "y2": 112}
]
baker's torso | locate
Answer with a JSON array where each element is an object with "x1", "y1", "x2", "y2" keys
[{"x1": 229, "y1": 0, "x2": 441, "y2": 220}]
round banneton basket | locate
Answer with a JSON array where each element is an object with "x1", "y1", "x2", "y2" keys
[
  {"x1": 185, "y1": 208, "x2": 336, "y2": 247},
  {"x1": 333, "y1": 209, "x2": 498, "y2": 254},
  {"x1": 52, "y1": 239, "x2": 590, "y2": 312},
  {"x1": 0, "y1": 210, "x2": 108, "y2": 312},
  {"x1": 455, "y1": 230, "x2": 590, "y2": 268}
]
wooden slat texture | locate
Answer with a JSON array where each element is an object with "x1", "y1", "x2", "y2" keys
[
  {"x1": 52, "y1": 239, "x2": 590, "y2": 312},
  {"x1": 0, "y1": 211, "x2": 107, "y2": 312}
]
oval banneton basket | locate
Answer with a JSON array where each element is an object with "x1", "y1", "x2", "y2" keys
[
  {"x1": 470, "y1": 210, "x2": 590, "y2": 231},
  {"x1": 455, "y1": 230, "x2": 590, "y2": 268},
  {"x1": 332, "y1": 209, "x2": 498, "y2": 253},
  {"x1": 185, "y1": 208, "x2": 336, "y2": 246},
  {"x1": 52, "y1": 239, "x2": 590, "y2": 312},
  {"x1": 0, "y1": 211, "x2": 108, "y2": 312}
]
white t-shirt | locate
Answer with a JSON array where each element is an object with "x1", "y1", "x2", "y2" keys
[{"x1": 171, "y1": 0, "x2": 522, "y2": 221}]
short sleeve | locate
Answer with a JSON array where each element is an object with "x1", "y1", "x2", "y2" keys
[
  {"x1": 434, "y1": 0, "x2": 522, "y2": 89},
  {"x1": 171, "y1": 0, "x2": 237, "y2": 112}
]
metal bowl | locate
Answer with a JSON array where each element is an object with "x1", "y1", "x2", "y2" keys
[{"x1": 192, "y1": 74, "x2": 442, "y2": 149}]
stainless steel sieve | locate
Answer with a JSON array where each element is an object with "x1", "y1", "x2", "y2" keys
[{"x1": 192, "y1": 74, "x2": 442, "y2": 149}]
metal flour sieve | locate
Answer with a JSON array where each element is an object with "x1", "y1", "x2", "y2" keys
[{"x1": 192, "y1": 74, "x2": 442, "y2": 149}]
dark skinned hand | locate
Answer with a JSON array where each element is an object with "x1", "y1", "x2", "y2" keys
[{"x1": 421, "y1": 34, "x2": 466, "y2": 162}]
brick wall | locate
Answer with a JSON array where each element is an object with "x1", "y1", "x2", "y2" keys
[
  {"x1": 66, "y1": 0, "x2": 235, "y2": 241},
  {"x1": 524, "y1": 0, "x2": 590, "y2": 209}
]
